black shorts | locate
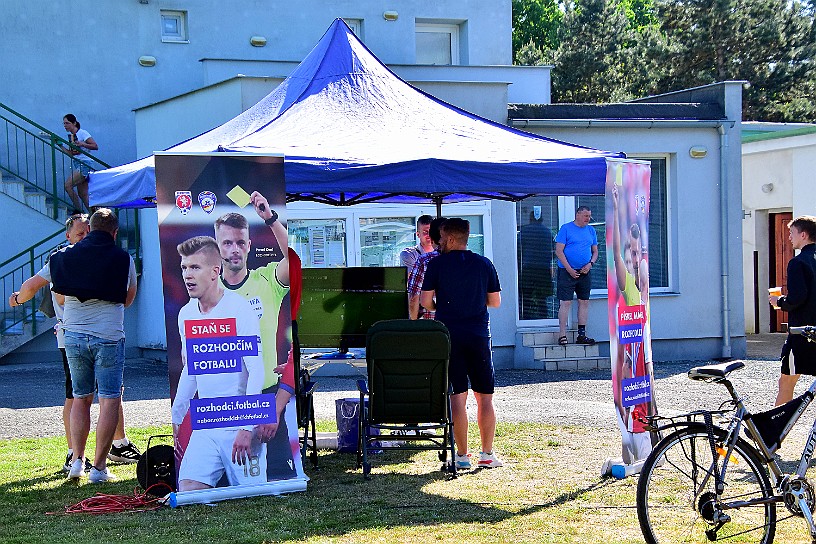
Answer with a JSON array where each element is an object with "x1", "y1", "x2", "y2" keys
[
  {"x1": 448, "y1": 331, "x2": 494, "y2": 395},
  {"x1": 780, "y1": 334, "x2": 816, "y2": 376},
  {"x1": 60, "y1": 347, "x2": 73, "y2": 399},
  {"x1": 557, "y1": 267, "x2": 592, "y2": 301},
  {"x1": 261, "y1": 384, "x2": 297, "y2": 481}
]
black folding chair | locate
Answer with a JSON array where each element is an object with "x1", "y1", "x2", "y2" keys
[
  {"x1": 292, "y1": 320, "x2": 318, "y2": 468},
  {"x1": 356, "y1": 319, "x2": 456, "y2": 479}
]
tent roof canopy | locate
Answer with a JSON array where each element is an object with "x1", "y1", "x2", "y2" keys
[{"x1": 90, "y1": 19, "x2": 624, "y2": 209}]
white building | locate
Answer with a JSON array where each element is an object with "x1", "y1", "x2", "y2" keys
[
  {"x1": 741, "y1": 122, "x2": 816, "y2": 334},
  {"x1": 0, "y1": 1, "x2": 747, "y2": 366}
]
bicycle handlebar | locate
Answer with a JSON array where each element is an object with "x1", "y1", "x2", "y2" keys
[{"x1": 790, "y1": 325, "x2": 816, "y2": 341}]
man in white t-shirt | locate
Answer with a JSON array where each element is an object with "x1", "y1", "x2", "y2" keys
[{"x1": 171, "y1": 236, "x2": 267, "y2": 491}]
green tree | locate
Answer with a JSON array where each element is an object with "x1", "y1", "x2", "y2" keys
[
  {"x1": 550, "y1": 0, "x2": 635, "y2": 102},
  {"x1": 512, "y1": 0, "x2": 564, "y2": 63},
  {"x1": 654, "y1": 0, "x2": 816, "y2": 121}
]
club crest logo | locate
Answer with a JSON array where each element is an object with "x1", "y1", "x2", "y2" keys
[
  {"x1": 175, "y1": 191, "x2": 193, "y2": 215},
  {"x1": 634, "y1": 194, "x2": 647, "y2": 216},
  {"x1": 198, "y1": 191, "x2": 217, "y2": 214}
]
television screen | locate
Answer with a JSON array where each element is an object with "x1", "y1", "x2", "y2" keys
[{"x1": 297, "y1": 266, "x2": 408, "y2": 351}]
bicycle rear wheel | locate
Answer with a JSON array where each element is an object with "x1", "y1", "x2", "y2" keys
[{"x1": 637, "y1": 425, "x2": 776, "y2": 544}]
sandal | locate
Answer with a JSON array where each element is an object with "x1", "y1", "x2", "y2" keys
[{"x1": 558, "y1": 335, "x2": 568, "y2": 346}]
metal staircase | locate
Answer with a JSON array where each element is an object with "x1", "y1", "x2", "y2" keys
[
  {"x1": 0, "y1": 102, "x2": 111, "y2": 220},
  {"x1": 0, "y1": 103, "x2": 142, "y2": 359}
]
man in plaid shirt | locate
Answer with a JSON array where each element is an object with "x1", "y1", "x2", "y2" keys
[{"x1": 408, "y1": 217, "x2": 446, "y2": 319}]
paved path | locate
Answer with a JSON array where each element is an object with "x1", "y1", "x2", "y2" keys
[{"x1": 0, "y1": 333, "x2": 797, "y2": 441}]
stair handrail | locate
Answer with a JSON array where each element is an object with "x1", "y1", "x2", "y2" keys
[
  {"x1": 0, "y1": 102, "x2": 110, "y2": 169},
  {"x1": 0, "y1": 229, "x2": 65, "y2": 270},
  {"x1": 1, "y1": 228, "x2": 65, "y2": 336}
]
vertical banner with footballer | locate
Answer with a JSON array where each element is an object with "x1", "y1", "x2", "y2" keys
[
  {"x1": 155, "y1": 152, "x2": 307, "y2": 506},
  {"x1": 605, "y1": 158, "x2": 657, "y2": 473}
]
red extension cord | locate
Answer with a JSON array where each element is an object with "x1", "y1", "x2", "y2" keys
[{"x1": 49, "y1": 484, "x2": 172, "y2": 515}]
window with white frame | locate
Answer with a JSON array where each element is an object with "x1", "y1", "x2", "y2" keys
[
  {"x1": 343, "y1": 18, "x2": 363, "y2": 39},
  {"x1": 515, "y1": 157, "x2": 670, "y2": 321},
  {"x1": 415, "y1": 23, "x2": 459, "y2": 65},
  {"x1": 576, "y1": 156, "x2": 670, "y2": 292},
  {"x1": 287, "y1": 203, "x2": 490, "y2": 268},
  {"x1": 161, "y1": 10, "x2": 188, "y2": 43}
]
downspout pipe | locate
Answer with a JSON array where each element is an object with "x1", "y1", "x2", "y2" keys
[{"x1": 719, "y1": 123, "x2": 732, "y2": 358}]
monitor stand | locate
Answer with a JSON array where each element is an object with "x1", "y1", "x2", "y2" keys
[{"x1": 314, "y1": 349, "x2": 356, "y2": 360}]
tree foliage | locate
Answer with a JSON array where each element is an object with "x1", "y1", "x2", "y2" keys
[
  {"x1": 512, "y1": 0, "x2": 816, "y2": 121},
  {"x1": 512, "y1": 0, "x2": 564, "y2": 55},
  {"x1": 654, "y1": 0, "x2": 816, "y2": 121},
  {"x1": 550, "y1": 0, "x2": 635, "y2": 102}
]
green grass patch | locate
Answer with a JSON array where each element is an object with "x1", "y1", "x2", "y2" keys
[{"x1": 0, "y1": 422, "x2": 808, "y2": 543}]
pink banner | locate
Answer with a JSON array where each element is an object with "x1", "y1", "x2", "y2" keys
[{"x1": 605, "y1": 160, "x2": 657, "y2": 464}]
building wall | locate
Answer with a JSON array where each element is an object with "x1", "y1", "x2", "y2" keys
[
  {"x1": 1, "y1": 0, "x2": 516, "y2": 170},
  {"x1": 742, "y1": 131, "x2": 816, "y2": 332},
  {"x1": 517, "y1": 86, "x2": 746, "y2": 361}
]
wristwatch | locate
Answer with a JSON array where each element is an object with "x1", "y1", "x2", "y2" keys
[{"x1": 264, "y1": 209, "x2": 278, "y2": 226}]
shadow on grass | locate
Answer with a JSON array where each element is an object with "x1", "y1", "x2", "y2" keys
[{"x1": 0, "y1": 446, "x2": 616, "y2": 543}]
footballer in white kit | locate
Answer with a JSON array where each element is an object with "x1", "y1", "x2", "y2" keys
[{"x1": 171, "y1": 236, "x2": 267, "y2": 491}]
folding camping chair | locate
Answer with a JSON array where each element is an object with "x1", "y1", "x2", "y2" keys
[
  {"x1": 356, "y1": 319, "x2": 457, "y2": 479},
  {"x1": 293, "y1": 320, "x2": 319, "y2": 468}
]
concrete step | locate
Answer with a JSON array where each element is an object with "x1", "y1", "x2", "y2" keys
[
  {"x1": 24, "y1": 186, "x2": 47, "y2": 214},
  {"x1": 0, "y1": 316, "x2": 57, "y2": 360},
  {"x1": 533, "y1": 342, "x2": 600, "y2": 360},
  {"x1": 1, "y1": 178, "x2": 25, "y2": 201},
  {"x1": 518, "y1": 328, "x2": 611, "y2": 371},
  {"x1": 45, "y1": 196, "x2": 70, "y2": 223},
  {"x1": 2, "y1": 173, "x2": 67, "y2": 224},
  {"x1": 519, "y1": 356, "x2": 612, "y2": 371}
]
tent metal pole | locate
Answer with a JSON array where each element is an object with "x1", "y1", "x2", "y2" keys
[{"x1": 434, "y1": 196, "x2": 442, "y2": 218}]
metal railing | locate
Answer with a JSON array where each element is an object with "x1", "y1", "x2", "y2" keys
[
  {"x1": 0, "y1": 103, "x2": 143, "y2": 337},
  {"x1": 0, "y1": 102, "x2": 112, "y2": 218},
  {"x1": 0, "y1": 230, "x2": 64, "y2": 336}
]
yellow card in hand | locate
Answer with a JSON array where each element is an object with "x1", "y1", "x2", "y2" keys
[{"x1": 226, "y1": 185, "x2": 251, "y2": 208}]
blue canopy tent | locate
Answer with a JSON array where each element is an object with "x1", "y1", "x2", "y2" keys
[{"x1": 89, "y1": 19, "x2": 623, "y2": 209}]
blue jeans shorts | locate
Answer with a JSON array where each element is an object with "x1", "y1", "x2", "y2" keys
[
  {"x1": 64, "y1": 331, "x2": 125, "y2": 399},
  {"x1": 71, "y1": 158, "x2": 91, "y2": 178}
]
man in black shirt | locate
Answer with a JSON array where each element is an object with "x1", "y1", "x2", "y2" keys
[
  {"x1": 770, "y1": 215, "x2": 816, "y2": 405},
  {"x1": 420, "y1": 218, "x2": 503, "y2": 469}
]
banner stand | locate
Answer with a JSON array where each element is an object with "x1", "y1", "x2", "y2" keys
[
  {"x1": 603, "y1": 158, "x2": 657, "y2": 479},
  {"x1": 166, "y1": 478, "x2": 308, "y2": 507}
]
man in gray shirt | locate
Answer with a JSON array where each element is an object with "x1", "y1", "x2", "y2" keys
[{"x1": 18, "y1": 209, "x2": 137, "y2": 483}]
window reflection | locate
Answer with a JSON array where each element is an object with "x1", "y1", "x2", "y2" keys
[{"x1": 288, "y1": 219, "x2": 347, "y2": 267}]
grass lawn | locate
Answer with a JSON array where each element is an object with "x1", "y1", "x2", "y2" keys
[{"x1": 0, "y1": 422, "x2": 808, "y2": 543}]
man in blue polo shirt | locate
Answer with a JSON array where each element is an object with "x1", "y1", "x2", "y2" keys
[
  {"x1": 420, "y1": 218, "x2": 503, "y2": 470},
  {"x1": 555, "y1": 206, "x2": 598, "y2": 346}
]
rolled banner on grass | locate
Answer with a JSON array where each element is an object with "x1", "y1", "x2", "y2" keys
[{"x1": 166, "y1": 478, "x2": 308, "y2": 507}]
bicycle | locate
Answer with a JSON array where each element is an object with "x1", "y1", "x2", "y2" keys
[{"x1": 637, "y1": 325, "x2": 816, "y2": 543}]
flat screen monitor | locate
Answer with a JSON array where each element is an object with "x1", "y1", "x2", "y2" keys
[{"x1": 297, "y1": 266, "x2": 408, "y2": 356}]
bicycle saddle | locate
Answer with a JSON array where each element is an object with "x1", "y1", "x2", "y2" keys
[{"x1": 688, "y1": 360, "x2": 745, "y2": 381}]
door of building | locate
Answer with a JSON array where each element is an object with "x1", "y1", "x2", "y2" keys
[{"x1": 770, "y1": 212, "x2": 793, "y2": 332}]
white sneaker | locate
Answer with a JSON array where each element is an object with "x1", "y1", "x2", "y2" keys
[
  {"x1": 68, "y1": 458, "x2": 85, "y2": 480},
  {"x1": 455, "y1": 452, "x2": 472, "y2": 470},
  {"x1": 478, "y1": 451, "x2": 504, "y2": 468},
  {"x1": 88, "y1": 466, "x2": 117, "y2": 483}
]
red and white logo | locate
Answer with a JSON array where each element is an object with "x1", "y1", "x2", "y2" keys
[{"x1": 175, "y1": 191, "x2": 193, "y2": 215}]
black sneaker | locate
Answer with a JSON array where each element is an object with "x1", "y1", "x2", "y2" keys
[
  {"x1": 62, "y1": 452, "x2": 72, "y2": 473},
  {"x1": 62, "y1": 454, "x2": 93, "y2": 473},
  {"x1": 575, "y1": 335, "x2": 596, "y2": 345},
  {"x1": 108, "y1": 442, "x2": 141, "y2": 463}
]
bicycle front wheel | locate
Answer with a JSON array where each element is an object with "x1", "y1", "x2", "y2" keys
[{"x1": 637, "y1": 425, "x2": 776, "y2": 544}]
